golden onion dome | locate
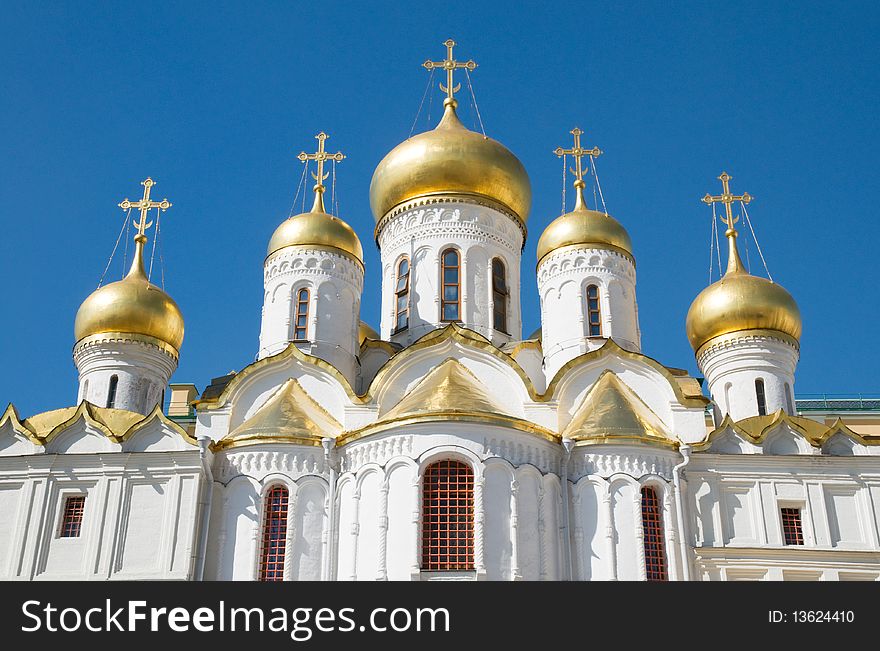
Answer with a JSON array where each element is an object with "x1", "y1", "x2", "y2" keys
[
  {"x1": 358, "y1": 321, "x2": 380, "y2": 345},
  {"x1": 267, "y1": 190, "x2": 363, "y2": 263},
  {"x1": 537, "y1": 196, "x2": 633, "y2": 265},
  {"x1": 74, "y1": 235, "x2": 184, "y2": 352},
  {"x1": 686, "y1": 229, "x2": 801, "y2": 352},
  {"x1": 369, "y1": 99, "x2": 531, "y2": 226}
]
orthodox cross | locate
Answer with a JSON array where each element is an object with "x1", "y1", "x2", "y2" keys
[
  {"x1": 422, "y1": 39, "x2": 477, "y2": 102},
  {"x1": 298, "y1": 131, "x2": 345, "y2": 192},
  {"x1": 702, "y1": 171, "x2": 752, "y2": 231},
  {"x1": 554, "y1": 127, "x2": 602, "y2": 185},
  {"x1": 118, "y1": 177, "x2": 172, "y2": 238}
]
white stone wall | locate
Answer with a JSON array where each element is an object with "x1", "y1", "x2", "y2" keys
[
  {"x1": 686, "y1": 453, "x2": 880, "y2": 580},
  {"x1": 0, "y1": 452, "x2": 202, "y2": 580},
  {"x1": 73, "y1": 337, "x2": 178, "y2": 415},
  {"x1": 537, "y1": 246, "x2": 640, "y2": 380},
  {"x1": 259, "y1": 245, "x2": 363, "y2": 384},
  {"x1": 376, "y1": 201, "x2": 524, "y2": 346},
  {"x1": 698, "y1": 334, "x2": 799, "y2": 421}
]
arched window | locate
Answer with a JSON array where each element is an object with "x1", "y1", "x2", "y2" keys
[
  {"x1": 394, "y1": 256, "x2": 410, "y2": 332},
  {"x1": 422, "y1": 460, "x2": 474, "y2": 571},
  {"x1": 293, "y1": 288, "x2": 310, "y2": 341},
  {"x1": 755, "y1": 378, "x2": 767, "y2": 416},
  {"x1": 586, "y1": 284, "x2": 602, "y2": 336},
  {"x1": 440, "y1": 249, "x2": 460, "y2": 322},
  {"x1": 640, "y1": 486, "x2": 667, "y2": 581},
  {"x1": 106, "y1": 375, "x2": 118, "y2": 409},
  {"x1": 81, "y1": 379, "x2": 89, "y2": 403},
  {"x1": 258, "y1": 485, "x2": 289, "y2": 581},
  {"x1": 492, "y1": 258, "x2": 508, "y2": 333}
]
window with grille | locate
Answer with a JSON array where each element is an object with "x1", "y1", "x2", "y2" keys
[
  {"x1": 107, "y1": 375, "x2": 118, "y2": 409},
  {"x1": 755, "y1": 378, "x2": 767, "y2": 416},
  {"x1": 586, "y1": 284, "x2": 602, "y2": 336},
  {"x1": 259, "y1": 485, "x2": 289, "y2": 581},
  {"x1": 440, "y1": 249, "x2": 460, "y2": 322},
  {"x1": 492, "y1": 258, "x2": 508, "y2": 333},
  {"x1": 640, "y1": 486, "x2": 667, "y2": 581},
  {"x1": 293, "y1": 288, "x2": 310, "y2": 341},
  {"x1": 781, "y1": 508, "x2": 804, "y2": 546},
  {"x1": 422, "y1": 460, "x2": 474, "y2": 571},
  {"x1": 59, "y1": 495, "x2": 86, "y2": 538},
  {"x1": 394, "y1": 256, "x2": 410, "y2": 333}
]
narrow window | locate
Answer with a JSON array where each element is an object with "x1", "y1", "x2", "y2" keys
[
  {"x1": 59, "y1": 495, "x2": 86, "y2": 538},
  {"x1": 781, "y1": 507, "x2": 804, "y2": 546},
  {"x1": 755, "y1": 378, "x2": 767, "y2": 416},
  {"x1": 293, "y1": 288, "x2": 310, "y2": 341},
  {"x1": 492, "y1": 258, "x2": 508, "y2": 333},
  {"x1": 107, "y1": 375, "x2": 118, "y2": 409},
  {"x1": 81, "y1": 379, "x2": 89, "y2": 403},
  {"x1": 259, "y1": 485, "x2": 289, "y2": 581},
  {"x1": 440, "y1": 249, "x2": 460, "y2": 322},
  {"x1": 640, "y1": 486, "x2": 667, "y2": 581},
  {"x1": 422, "y1": 460, "x2": 474, "y2": 571},
  {"x1": 586, "y1": 284, "x2": 602, "y2": 336},
  {"x1": 785, "y1": 383, "x2": 795, "y2": 415},
  {"x1": 394, "y1": 256, "x2": 410, "y2": 333}
]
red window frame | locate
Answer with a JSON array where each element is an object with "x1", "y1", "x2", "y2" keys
[
  {"x1": 586, "y1": 284, "x2": 602, "y2": 337},
  {"x1": 293, "y1": 288, "x2": 310, "y2": 341},
  {"x1": 440, "y1": 249, "x2": 461, "y2": 322},
  {"x1": 421, "y1": 460, "x2": 474, "y2": 571},
  {"x1": 640, "y1": 486, "x2": 667, "y2": 581},
  {"x1": 781, "y1": 507, "x2": 804, "y2": 546},
  {"x1": 258, "y1": 485, "x2": 289, "y2": 581},
  {"x1": 60, "y1": 495, "x2": 86, "y2": 538},
  {"x1": 492, "y1": 258, "x2": 508, "y2": 333},
  {"x1": 394, "y1": 256, "x2": 410, "y2": 333}
]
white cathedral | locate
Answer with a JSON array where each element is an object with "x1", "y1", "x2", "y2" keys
[{"x1": 2, "y1": 41, "x2": 879, "y2": 582}]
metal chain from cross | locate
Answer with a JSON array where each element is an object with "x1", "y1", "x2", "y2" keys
[
  {"x1": 118, "y1": 177, "x2": 172, "y2": 239},
  {"x1": 298, "y1": 132, "x2": 344, "y2": 213},
  {"x1": 422, "y1": 39, "x2": 477, "y2": 104},
  {"x1": 702, "y1": 171, "x2": 752, "y2": 232}
]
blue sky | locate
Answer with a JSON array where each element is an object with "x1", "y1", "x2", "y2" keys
[{"x1": 1, "y1": 1, "x2": 878, "y2": 416}]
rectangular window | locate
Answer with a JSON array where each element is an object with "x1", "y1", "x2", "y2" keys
[
  {"x1": 440, "y1": 249, "x2": 460, "y2": 322},
  {"x1": 781, "y1": 507, "x2": 804, "y2": 546},
  {"x1": 586, "y1": 285, "x2": 602, "y2": 337},
  {"x1": 59, "y1": 495, "x2": 86, "y2": 538}
]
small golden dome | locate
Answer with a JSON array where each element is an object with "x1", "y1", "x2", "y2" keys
[
  {"x1": 369, "y1": 99, "x2": 531, "y2": 225},
  {"x1": 686, "y1": 231, "x2": 801, "y2": 352},
  {"x1": 537, "y1": 203, "x2": 633, "y2": 265},
  {"x1": 75, "y1": 235, "x2": 184, "y2": 351},
  {"x1": 267, "y1": 191, "x2": 363, "y2": 263},
  {"x1": 358, "y1": 321, "x2": 380, "y2": 345}
]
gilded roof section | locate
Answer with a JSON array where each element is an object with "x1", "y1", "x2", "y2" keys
[
  {"x1": 216, "y1": 379, "x2": 342, "y2": 450},
  {"x1": 563, "y1": 371, "x2": 677, "y2": 448}
]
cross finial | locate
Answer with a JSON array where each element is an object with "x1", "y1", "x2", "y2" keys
[
  {"x1": 118, "y1": 178, "x2": 172, "y2": 242},
  {"x1": 554, "y1": 127, "x2": 602, "y2": 211},
  {"x1": 702, "y1": 171, "x2": 753, "y2": 275},
  {"x1": 422, "y1": 39, "x2": 477, "y2": 106},
  {"x1": 297, "y1": 131, "x2": 345, "y2": 214},
  {"x1": 702, "y1": 171, "x2": 752, "y2": 232}
]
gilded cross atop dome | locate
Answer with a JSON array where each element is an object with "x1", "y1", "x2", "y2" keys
[
  {"x1": 554, "y1": 127, "x2": 602, "y2": 211},
  {"x1": 118, "y1": 177, "x2": 172, "y2": 242},
  {"x1": 422, "y1": 39, "x2": 477, "y2": 106},
  {"x1": 298, "y1": 131, "x2": 344, "y2": 213},
  {"x1": 701, "y1": 171, "x2": 752, "y2": 233}
]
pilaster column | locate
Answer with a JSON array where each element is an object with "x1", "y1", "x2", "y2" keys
[
  {"x1": 509, "y1": 479, "x2": 521, "y2": 580},
  {"x1": 538, "y1": 484, "x2": 547, "y2": 581},
  {"x1": 349, "y1": 487, "x2": 361, "y2": 581},
  {"x1": 473, "y1": 472, "x2": 487, "y2": 579},
  {"x1": 410, "y1": 474, "x2": 422, "y2": 580},
  {"x1": 602, "y1": 486, "x2": 616, "y2": 581},
  {"x1": 633, "y1": 488, "x2": 646, "y2": 581},
  {"x1": 571, "y1": 492, "x2": 583, "y2": 581},
  {"x1": 377, "y1": 481, "x2": 389, "y2": 581}
]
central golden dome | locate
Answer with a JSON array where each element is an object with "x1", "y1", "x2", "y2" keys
[
  {"x1": 537, "y1": 202, "x2": 633, "y2": 265},
  {"x1": 370, "y1": 100, "x2": 531, "y2": 226},
  {"x1": 75, "y1": 236, "x2": 184, "y2": 352},
  {"x1": 267, "y1": 192, "x2": 363, "y2": 263},
  {"x1": 686, "y1": 231, "x2": 801, "y2": 352}
]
